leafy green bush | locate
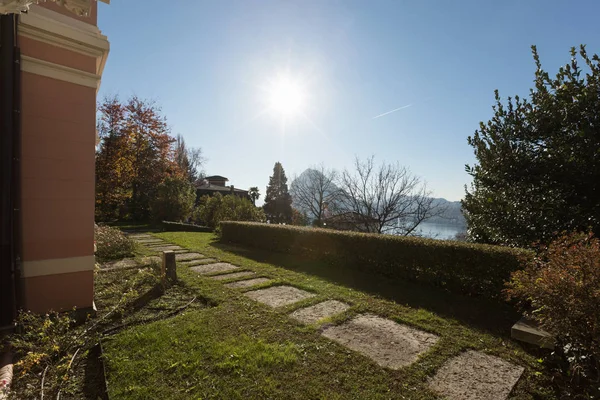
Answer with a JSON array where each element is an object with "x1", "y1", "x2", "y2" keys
[
  {"x1": 94, "y1": 225, "x2": 134, "y2": 262},
  {"x1": 150, "y1": 176, "x2": 196, "y2": 223},
  {"x1": 193, "y1": 193, "x2": 266, "y2": 229},
  {"x1": 506, "y1": 232, "x2": 600, "y2": 393},
  {"x1": 220, "y1": 222, "x2": 531, "y2": 299}
]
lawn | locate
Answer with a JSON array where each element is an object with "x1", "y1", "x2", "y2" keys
[{"x1": 102, "y1": 231, "x2": 555, "y2": 399}]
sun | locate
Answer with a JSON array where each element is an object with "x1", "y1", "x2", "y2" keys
[{"x1": 267, "y1": 76, "x2": 306, "y2": 118}]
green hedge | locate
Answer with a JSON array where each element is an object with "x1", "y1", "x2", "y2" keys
[
  {"x1": 220, "y1": 222, "x2": 532, "y2": 299},
  {"x1": 162, "y1": 221, "x2": 213, "y2": 232}
]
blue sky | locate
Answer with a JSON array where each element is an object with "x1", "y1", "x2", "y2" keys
[{"x1": 97, "y1": 0, "x2": 600, "y2": 202}]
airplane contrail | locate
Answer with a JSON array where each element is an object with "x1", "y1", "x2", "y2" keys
[{"x1": 372, "y1": 104, "x2": 413, "y2": 119}]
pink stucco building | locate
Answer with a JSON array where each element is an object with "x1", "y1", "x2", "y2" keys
[{"x1": 0, "y1": 0, "x2": 110, "y2": 330}]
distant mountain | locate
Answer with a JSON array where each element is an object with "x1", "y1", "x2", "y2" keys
[
  {"x1": 427, "y1": 198, "x2": 466, "y2": 226},
  {"x1": 290, "y1": 168, "x2": 466, "y2": 227}
]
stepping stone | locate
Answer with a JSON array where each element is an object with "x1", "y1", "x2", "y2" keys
[
  {"x1": 210, "y1": 271, "x2": 256, "y2": 281},
  {"x1": 148, "y1": 245, "x2": 183, "y2": 251},
  {"x1": 179, "y1": 258, "x2": 216, "y2": 266},
  {"x1": 134, "y1": 239, "x2": 164, "y2": 244},
  {"x1": 190, "y1": 262, "x2": 239, "y2": 275},
  {"x1": 145, "y1": 242, "x2": 175, "y2": 247},
  {"x1": 100, "y1": 258, "x2": 138, "y2": 270},
  {"x1": 140, "y1": 256, "x2": 161, "y2": 265},
  {"x1": 128, "y1": 234, "x2": 153, "y2": 239},
  {"x1": 428, "y1": 350, "x2": 524, "y2": 400},
  {"x1": 173, "y1": 250, "x2": 189, "y2": 254},
  {"x1": 290, "y1": 300, "x2": 350, "y2": 325},
  {"x1": 244, "y1": 286, "x2": 315, "y2": 308},
  {"x1": 321, "y1": 314, "x2": 439, "y2": 369},
  {"x1": 175, "y1": 252, "x2": 205, "y2": 261},
  {"x1": 224, "y1": 277, "x2": 271, "y2": 289}
]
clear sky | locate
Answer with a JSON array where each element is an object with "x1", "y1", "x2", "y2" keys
[{"x1": 97, "y1": 0, "x2": 600, "y2": 202}]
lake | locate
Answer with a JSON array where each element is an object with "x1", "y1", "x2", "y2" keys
[{"x1": 416, "y1": 221, "x2": 466, "y2": 240}]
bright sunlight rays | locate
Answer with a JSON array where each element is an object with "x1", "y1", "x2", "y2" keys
[{"x1": 266, "y1": 75, "x2": 306, "y2": 118}]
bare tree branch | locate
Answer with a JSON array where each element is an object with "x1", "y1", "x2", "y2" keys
[
  {"x1": 174, "y1": 134, "x2": 205, "y2": 183},
  {"x1": 336, "y1": 156, "x2": 444, "y2": 235},
  {"x1": 290, "y1": 164, "x2": 340, "y2": 226}
]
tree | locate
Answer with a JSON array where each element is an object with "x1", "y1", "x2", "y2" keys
[
  {"x1": 337, "y1": 156, "x2": 441, "y2": 234},
  {"x1": 174, "y1": 134, "x2": 205, "y2": 184},
  {"x1": 125, "y1": 97, "x2": 179, "y2": 220},
  {"x1": 95, "y1": 96, "x2": 183, "y2": 221},
  {"x1": 463, "y1": 45, "x2": 600, "y2": 247},
  {"x1": 150, "y1": 176, "x2": 196, "y2": 222},
  {"x1": 290, "y1": 164, "x2": 340, "y2": 226},
  {"x1": 95, "y1": 98, "x2": 131, "y2": 220},
  {"x1": 193, "y1": 193, "x2": 266, "y2": 228},
  {"x1": 291, "y1": 208, "x2": 309, "y2": 226},
  {"x1": 263, "y1": 162, "x2": 293, "y2": 223},
  {"x1": 249, "y1": 187, "x2": 260, "y2": 205}
]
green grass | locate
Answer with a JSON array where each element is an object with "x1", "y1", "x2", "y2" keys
[{"x1": 102, "y1": 231, "x2": 557, "y2": 399}]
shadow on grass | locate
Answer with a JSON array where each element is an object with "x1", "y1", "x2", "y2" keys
[
  {"x1": 210, "y1": 240, "x2": 521, "y2": 337},
  {"x1": 82, "y1": 344, "x2": 109, "y2": 400}
]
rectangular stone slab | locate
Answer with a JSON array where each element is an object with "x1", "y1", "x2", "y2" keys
[
  {"x1": 244, "y1": 286, "x2": 315, "y2": 308},
  {"x1": 190, "y1": 263, "x2": 240, "y2": 275},
  {"x1": 428, "y1": 350, "x2": 524, "y2": 400},
  {"x1": 140, "y1": 256, "x2": 161, "y2": 265},
  {"x1": 179, "y1": 258, "x2": 217, "y2": 266},
  {"x1": 209, "y1": 271, "x2": 256, "y2": 281},
  {"x1": 146, "y1": 242, "x2": 176, "y2": 247},
  {"x1": 134, "y1": 239, "x2": 165, "y2": 244},
  {"x1": 149, "y1": 245, "x2": 184, "y2": 251},
  {"x1": 127, "y1": 234, "x2": 154, "y2": 239},
  {"x1": 511, "y1": 316, "x2": 554, "y2": 349},
  {"x1": 321, "y1": 314, "x2": 439, "y2": 369},
  {"x1": 224, "y1": 278, "x2": 271, "y2": 289},
  {"x1": 290, "y1": 300, "x2": 350, "y2": 325},
  {"x1": 100, "y1": 258, "x2": 138, "y2": 270},
  {"x1": 175, "y1": 252, "x2": 205, "y2": 261}
]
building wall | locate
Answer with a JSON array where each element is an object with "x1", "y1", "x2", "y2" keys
[{"x1": 17, "y1": 3, "x2": 109, "y2": 313}]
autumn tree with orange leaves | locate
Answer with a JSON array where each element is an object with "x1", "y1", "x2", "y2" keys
[{"x1": 95, "y1": 96, "x2": 185, "y2": 221}]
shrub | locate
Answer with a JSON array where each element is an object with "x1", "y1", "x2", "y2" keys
[
  {"x1": 506, "y1": 231, "x2": 600, "y2": 392},
  {"x1": 150, "y1": 176, "x2": 195, "y2": 223},
  {"x1": 220, "y1": 222, "x2": 531, "y2": 299},
  {"x1": 193, "y1": 193, "x2": 266, "y2": 229},
  {"x1": 94, "y1": 224, "x2": 134, "y2": 262},
  {"x1": 161, "y1": 221, "x2": 212, "y2": 232},
  {"x1": 9, "y1": 311, "x2": 82, "y2": 399}
]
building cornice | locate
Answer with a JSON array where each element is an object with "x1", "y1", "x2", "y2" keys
[
  {"x1": 0, "y1": 0, "x2": 108, "y2": 16},
  {"x1": 18, "y1": 4, "x2": 109, "y2": 88}
]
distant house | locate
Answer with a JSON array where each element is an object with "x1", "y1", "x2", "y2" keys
[{"x1": 195, "y1": 175, "x2": 250, "y2": 201}]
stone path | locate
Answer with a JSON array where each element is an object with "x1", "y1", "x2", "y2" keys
[
  {"x1": 244, "y1": 286, "x2": 315, "y2": 308},
  {"x1": 126, "y1": 232, "x2": 525, "y2": 399},
  {"x1": 210, "y1": 271, "x2": 256, "y2": 281},
  {"x1": 224, "y1": 277, "x2": 271, "y2": 289},
  {"x1": 190, "y1": 263, "x2": 239, "y2": 275},
  {"x1": 290, "y1": 300, "x2": 350, "y2": 325},
  {"x1": 428, "y1": 350, "x2": 524, "y2": 400},
  {"x1": 322, "y1": 314, "x2": 439, "y2": 369}
]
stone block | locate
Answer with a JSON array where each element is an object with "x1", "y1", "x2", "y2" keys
[{"x1": 511, "y1": 316, "x2": 554, "y2": 349}]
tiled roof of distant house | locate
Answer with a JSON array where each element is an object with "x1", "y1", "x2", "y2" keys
[
  {"x1": 196, "y1": 183, "x2": 249, "y2": 195},
  {"x1": 204, "y1": 175, "x2": 229, "y2": 181}
]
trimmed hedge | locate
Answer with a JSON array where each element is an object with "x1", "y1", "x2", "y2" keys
[
  {"x1": 220, "y1": 222, "x2": 532, "y2": 299},
  {"x1": 162, "y1": 221, "x2": 213, "y2": 232}
]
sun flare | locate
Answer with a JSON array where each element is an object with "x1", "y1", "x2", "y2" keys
[{"x1": 267, "y1": 76, "x2": 306, "y2": 118}]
